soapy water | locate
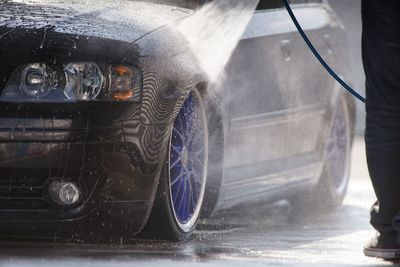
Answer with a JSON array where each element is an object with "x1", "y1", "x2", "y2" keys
[{"x1": 177, "y1": 0, "x2": 259, "y2": 83}]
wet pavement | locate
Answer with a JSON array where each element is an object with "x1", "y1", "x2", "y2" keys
[{"x1": 0, "y1": 138, "x2": 393, "y2": 267}]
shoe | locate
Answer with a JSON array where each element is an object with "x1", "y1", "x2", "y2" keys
[{"x1": 364, "y1": 231, "x2": 400, "y2": 260}]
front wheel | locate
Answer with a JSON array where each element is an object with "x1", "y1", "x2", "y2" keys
[{"x1": 142, "y1": 89, "x2": 208, "y2": 240}]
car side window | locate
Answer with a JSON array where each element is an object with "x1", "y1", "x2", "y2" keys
[
  {"x1": 288, "y1": 0, "x2": 322, "y2": 3},
  {"x1": 256, "y1": 0, "x2": 322, "y2": 10},
  {"x1": 256, "y1": 0, "x2": 284, "y2": 10}
]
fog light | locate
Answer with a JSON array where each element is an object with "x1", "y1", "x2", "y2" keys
[{"x1": 49, "y1": 181, "x2": 81, "y2": 206}]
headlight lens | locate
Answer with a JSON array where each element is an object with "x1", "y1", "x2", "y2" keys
[
  {"x1": 0, "y1": 62, "x2": 142, "y2": 102},
  {"x1": 21, "y1": 63, "x2": 56, "y2": 99},
  {"x1": 64, "y1": 63, "x2": 104, "y2": 101}
]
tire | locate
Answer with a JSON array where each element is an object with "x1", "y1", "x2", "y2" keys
[
  {"x1": 319, "y1": 95, "x2": 352, "y2": 207},
  {"x1": 142, "y1": 89, "x2": 208, "y2": 240},
  {"x1": 200, "y1": 89, "x2": 224, "y2": 218},
  {"x1": 290, "y1": 95, "x2": 352, "y2": 213}
]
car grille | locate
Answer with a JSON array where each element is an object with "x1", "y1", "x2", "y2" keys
[{"x1": 0, "y1": 169, "x2": 48, "y2": 210}]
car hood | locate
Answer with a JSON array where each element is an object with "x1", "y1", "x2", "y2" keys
[{"x1": 0, "y1": 0, "x2": 193, "y2": 43}]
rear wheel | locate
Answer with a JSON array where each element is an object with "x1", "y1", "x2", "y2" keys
[
  {"x1": 291, "y1": 95, "x2": 352, "y2": 213},
  {"x1": 320, "y1": 95, "x2": 352, "y2": 206},
  {"x1": 143, "y1": 89, "x2": 208, "y2": 240}
]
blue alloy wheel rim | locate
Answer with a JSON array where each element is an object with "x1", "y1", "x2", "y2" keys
[
  {"x1": 326, "y1": 101, "x2": 349, "y2": 190},
  {"x1": 169, "y1": 91, "x2": 207, "y2": 230}
]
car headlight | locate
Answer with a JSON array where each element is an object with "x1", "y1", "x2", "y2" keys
[
  {"x1": 21, "y1": 63, "x2": 57, "y2": 98},
  {"x1": 64, "y1": 63, "x2": 104, "y2": 101},
  {"x1": 0, "y1": 62, "x2": 142, "y2": 102}
]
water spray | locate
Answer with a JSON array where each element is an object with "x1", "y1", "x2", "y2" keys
[
  {"x1": 179, "y1": 0, "x2": 365, "y2": 104},
  {"x1": 177, "y1": 0, "x2": 259, "y2": 83},
  {"x1": 283, "y1": 0, "x2": 366, "y2": 103}
]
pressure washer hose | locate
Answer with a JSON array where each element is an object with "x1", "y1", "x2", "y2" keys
[{"x1": 282, "y1": 0, "x2": 366, "y2": 103}]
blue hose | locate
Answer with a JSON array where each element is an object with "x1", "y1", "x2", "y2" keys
[{"x1": 282, "y1": 0, "x2": 366, "y2": 103}]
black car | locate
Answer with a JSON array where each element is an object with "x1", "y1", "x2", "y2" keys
[{"x1": 0, "y1": 0, "x2": 355, "y2": 241}]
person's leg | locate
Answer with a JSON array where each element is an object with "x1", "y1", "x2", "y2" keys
[{"x1": 362, "y1": 0, "x2": 400, "y2": 259}]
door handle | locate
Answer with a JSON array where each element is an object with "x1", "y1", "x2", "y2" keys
[
  {"x1": 280, "y1": 40, "x2": 291, "y2": 61},
  {"x1": 324, "y1": 34, "x2": 333, "y2": 55}
]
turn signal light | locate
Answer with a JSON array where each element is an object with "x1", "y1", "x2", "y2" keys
[{"x1": 110, "y1": 65, "x2": 140, "y2": 101}]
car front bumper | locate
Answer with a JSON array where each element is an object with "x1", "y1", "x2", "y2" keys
[{"x1": 0, "y1": 102, "x2": 170, "y2": 241}]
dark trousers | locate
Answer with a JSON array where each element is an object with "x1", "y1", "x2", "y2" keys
[{"x1": 362, "y1": 0, "x2": 400, "y2": 234}]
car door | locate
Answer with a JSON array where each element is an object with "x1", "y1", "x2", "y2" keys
[{"x1": 219, "y1": 0, "x2": 335, "y2": 207}]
